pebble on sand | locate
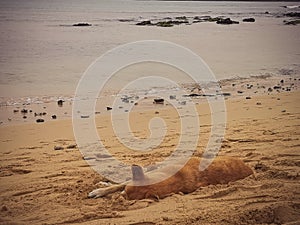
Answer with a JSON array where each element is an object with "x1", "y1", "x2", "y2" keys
[
  {"x1": 54, "y1": 146, "x2": 64, "y2": 150},
  {"x1": 36, "y1": 119, "x2": 44, "y2": 123},
  {"x1": 57, "y1": 100, "x2": 64, "y2": 107},
  {"x1": 67, "y1": 144, "x2": 77, "y2": 149}
]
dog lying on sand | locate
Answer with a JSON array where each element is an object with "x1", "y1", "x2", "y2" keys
[{"x1": 88, "y1": 157, "x2": 253, "y2": 200}]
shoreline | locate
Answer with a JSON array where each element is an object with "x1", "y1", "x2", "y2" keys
[{"x1": 1, "y1": 73, "x2": 299, "y2": 127}]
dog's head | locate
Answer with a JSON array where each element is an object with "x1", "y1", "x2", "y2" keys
[{"x1": 124, "y1": 164, "x2": 160, "y2": 201}]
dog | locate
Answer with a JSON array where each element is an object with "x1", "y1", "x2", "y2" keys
[{"x1": 88, "y1": 156, "x2": 253, "y2": 200}]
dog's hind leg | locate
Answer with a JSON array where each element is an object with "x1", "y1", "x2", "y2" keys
[{"x1": 88, "y1": 184, "x2": 126, "y2": 198}]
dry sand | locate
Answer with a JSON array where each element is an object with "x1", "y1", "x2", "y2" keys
[{"x1": 0, "y1": 87, "x2": 300, "y2": 224}]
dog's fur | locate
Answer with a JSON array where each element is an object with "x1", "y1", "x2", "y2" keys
[{"x1": 88, "y1": 157, "x2": 253, "y2": 200}]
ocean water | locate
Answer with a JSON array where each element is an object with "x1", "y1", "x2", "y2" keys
[{"x1": 0, "y1": 0, "x2": 299, "y2": 99}]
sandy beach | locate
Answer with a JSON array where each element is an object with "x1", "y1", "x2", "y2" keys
[
  {"x1": 1, "y1": 1, "x2": 300, "y2": 224},
  {"x1": 1, "y1": 81, "x2": 299, "y2": 224}
]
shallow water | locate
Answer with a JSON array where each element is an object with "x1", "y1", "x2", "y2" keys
[{"x1": 0, "y1": 0, "x2": 299, "y2": 99}]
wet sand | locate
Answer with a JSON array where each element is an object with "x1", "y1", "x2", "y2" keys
[{"x1": 0, "y1": 81, "x2": 299, "y2": 224}]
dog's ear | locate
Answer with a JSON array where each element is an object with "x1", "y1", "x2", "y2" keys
[{"x1": 131, "y1": 164, "x2": 145, "y2": 181}]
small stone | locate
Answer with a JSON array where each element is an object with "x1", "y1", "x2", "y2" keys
[
  {"x1": 153, "y1": 98, "x2": 164, "y2": 104},
  {"x1": 162, "y1": 216, "x2": 170, "y2": 221},
  {"x1": 36, "y1": 119, "x2": 44, "y2": 123},
  {"x1": 21, "y1": 109, "x2": 28, "y2": 114},
  {"x1": 73, "y1": 23, "x2": 91, "y2": 27},
  {"x1": 256, "y1": 102, "x2": 262, "y2": 105},
  {"x1": 246, "y1": 96, "x2": 251, "y2": 99},
  {"x1": 52, "y1": 115, "x2": 57, "y2": 119},
  {"x1": 54, "y1": 146, "x2": 64, "y2": 150},
  {"x1": 107, "y1": 107, "x2": 112, "y2": 111},
  {"x1": 243, "y1": 18, "x2": 255, "y2": 22},
  {"x1": 67, "y1": 144, "x2": 77, "y2": 149},
  {"x1": 57, "y1": 100, "x2": 64, "y2": 107}
]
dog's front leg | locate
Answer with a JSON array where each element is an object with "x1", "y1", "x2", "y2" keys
[{"x1": 88, "y1": 184, "x2": 126, "y2": 198}]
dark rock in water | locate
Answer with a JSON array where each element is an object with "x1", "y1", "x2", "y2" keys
[
  {"x1": 52, "y1": 115, "x2": 57, "y2": 119},
  {"x1": 42, "y1": 112, "x2": 47, "y2": 115},
  {"x1": 193, "y1": 16, "x2": 221, "y2": 23},
  {"x1": 175, "y1": 16, "x2": 187, "y2": 20},
  {"x1": 23, "y1": 116, "x2": 27, "y2": 119},
  {"x1": 237, "y1": 90, "x2": 244, "y2": 94},
  {"x1": 256, "y1": 102, "x2": 262, "y2": 105},
  {"x1": 246, "y1": 96, "x2": 251, "y2": 100},
  {"x1": 118, "y1": 18, "x2": 135, "y2": 22},
  {"x1": 284, "y1": 20, "x2": 300, "y2": 25},
  {"x1": 29, "y1": 110, "x2": 32, "y2": 113},
  {"x1": 284, "y1": 12, "x2": 300, "y2": 18},
  {"x1": 81, "y1": 115, "x2": 90, "y2": 118},
  {"x1": 155, "y1": 21, "x2": 174, "y2": 27},
  {"x1": 153, "y1": 98, "x2": 164, "y2": 104},
  {"x1": 54, "y1": 146, "x2": 64, "y2": 150},
  {"x1": 267, "y1": 87, "x2": 273, "y2": 92},
  {"x1": 136, "y1": 20, "x2": 152, "y2": 26},
  {"x1": 273, "y1": 86, "x2": 281, "y2": 90},
  {"x1": 57, "y1": 100, "x2": 64, "y2": 107},
  {"x1": 280, "y1": 79, "x2": 284, "y2": 84},
  {"x1": 265, "y1": 11, "x2": 269, "y2": 14},
  {"x1": 155, "y1": 111, "x2": 159, "y2": 114},
  {"x1": 216, "y1": 18, "x2": 239, "y2": 25},
  {"x1": 243, "y1": 18, "x2": 255, "y2": 22},
  {"x1": 36, "y1": 119, "x2": 44, "y2": 123},
  {"x1": 13, "y1": 109, "x2": 19, "y2": 113},
  {"x1": 107, "y1": 107, "x2": 112, "y2": 111},
  {"x1": 73, "y1": 23, "x2": 91, "y2": 27}
]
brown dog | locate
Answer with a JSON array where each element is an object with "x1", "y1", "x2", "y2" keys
[{"x1": 88, "y1": 157, "x2": 253, "y2": 200}]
